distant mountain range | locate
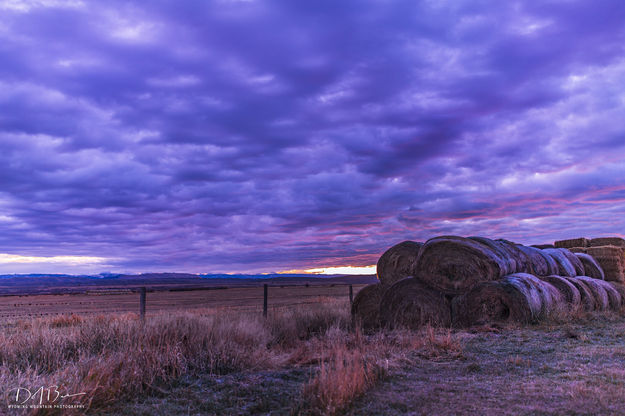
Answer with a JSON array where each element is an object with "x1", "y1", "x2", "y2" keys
[{"x1": 0, "y1": 272, "x2": 378, "y2": 296}]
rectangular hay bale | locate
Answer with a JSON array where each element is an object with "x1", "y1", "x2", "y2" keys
[
  {"x1": 590, "y1": 237, "x2": 625, "y2": 248},
  {"x1": 568, "y1": 247, "x2": 587, "y2": 254},
  {"x1": 555, "y1": 238, "x2": 590, "y2": 249},
  {"x1": 586, "y1": 246, "x2": 625, "y2": 283}
]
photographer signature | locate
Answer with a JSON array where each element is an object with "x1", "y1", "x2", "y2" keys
[{"x1": 9, "y1": 386, "x2": 87, "y2": 405}]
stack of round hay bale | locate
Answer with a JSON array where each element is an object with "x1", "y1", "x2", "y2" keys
[
  {"x1": 352, "y1": 235, "x2": 624, "y2": 330},
  {"x1": 351, "y1": 240, "x2": 426, "y2": 330}
]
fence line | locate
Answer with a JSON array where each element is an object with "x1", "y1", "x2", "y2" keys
[{"x1": 0, "y1": 282, "x2": 362, "y2": 320}]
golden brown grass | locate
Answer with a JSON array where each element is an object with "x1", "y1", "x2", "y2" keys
[
  {"x1": 1, "y1": 310, "x2": 280, "y2": 414},
  {"x1": 48, "y1": 314, "x2": 83, "y2": 328},
  {"x1": 0, "y1": 299, "x2": 467, "y2": 415},
  {"x1": 15, "y1": 300, "x2": 625, "y2": 415},
  {"x1": 18, "y1": 308, "x2": 621, "y2": 415},
  {"x1": 294, "y1": 324, "x2": 464, "y2": 415},
  {"x1": 0, "y1": 302, "x2": 348, "y2": 413},
  {"x1": 300, "y1": 345, "x2": 385, "y2": 415}
]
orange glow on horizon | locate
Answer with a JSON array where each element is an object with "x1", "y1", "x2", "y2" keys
[{"x1": 279, "y1": 265, "x2": 377, "y2": 275}]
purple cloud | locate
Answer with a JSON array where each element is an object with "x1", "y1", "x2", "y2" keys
[{"x1": 1, "y1": 0, "x2": 625, "y2": 273}]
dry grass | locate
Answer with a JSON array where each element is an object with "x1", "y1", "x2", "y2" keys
[
  {"x1": 300, "y1": 345, "x2": 385, "y2": 415},
  {"x1": 9, "y1": 297, "x2": 624, "y2": 414},
  {"x1": 48, "y1": 314, "x2": 83, "y2": 328},
  {"x1": 1, "y1": 310, "x2": 280, "y2": 414},
  {"x1": 0, "y1": 299, "x2": 468, "y2": 415},
  {"x1": 295, "y1": 325, "x2": 463, "y2": 415}
]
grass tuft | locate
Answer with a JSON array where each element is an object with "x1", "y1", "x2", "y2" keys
[{"x1": 300, "y1": 346, "x2": 386, "y2": 415}]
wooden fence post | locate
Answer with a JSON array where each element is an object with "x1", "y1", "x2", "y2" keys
[
  {"x1": 349, "y1": 284, "x2": 353, "y2": 306},
  {"x1": 140, "y1": 287, "x2": 146, "y2": 320},
  {"x1": 263, "y1": 284, "x2": 268, "y2": 318}
]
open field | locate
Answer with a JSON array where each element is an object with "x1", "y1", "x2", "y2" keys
[
  {"x1": 348, "y1": 316, "x2": 625, "y2": 415},
  {"x1": 104, "y1": 313, "x2": 625, "y2": 416},
  {"x1": 0, "y1": 274, "x2": 377, "y2": 296},
  {"x1": 3, "y1": 295, "x2": 625, "y2": 415},
  {"x1": 0, "y1": 284, "x2": 366, "y2": 320}
]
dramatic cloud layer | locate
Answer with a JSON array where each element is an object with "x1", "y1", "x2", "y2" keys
[{"x1": 1, "y1": 0, "x2": 625, "y2": 273}]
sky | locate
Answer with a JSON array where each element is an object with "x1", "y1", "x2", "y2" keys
[{"x1": 1, "y1": 0, "x2": 625, "y2": 274}]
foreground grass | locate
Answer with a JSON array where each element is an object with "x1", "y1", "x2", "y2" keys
[
  {"x1": 0, "y1": 300, "x2": 461, "y2": 415},
  {"x1": 4, "y1": 301, "x2": 625, "y2": 415}
]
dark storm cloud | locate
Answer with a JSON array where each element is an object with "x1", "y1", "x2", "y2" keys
[{"x1": 1, "y1": 0, "x2": 625, "y2": 273}]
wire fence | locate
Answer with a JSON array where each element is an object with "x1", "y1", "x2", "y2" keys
[{"x1": 0, "y1": 283, "x2": 366, "y2": 320}]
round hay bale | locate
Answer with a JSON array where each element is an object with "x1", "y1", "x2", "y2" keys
[
  {"x1": 562, "y1": 277, "x2": 596, "y2": 311},
  {"x1": 510, "y1": 273, "x2": 564, "y2": 317},
  {"x1": 451, "y1": 282, "x2": 517, "y2": 327},
  {"x1": 567, "y1": 277, "x2": 609, "y2": 311},
  {"x1": 497, "y1": 239, "x2": 532, "y2": 273},
  {"x1": 590, "y1": 237, "x2": 625, "y2": 248},
  {"x1": 538, "y1": 275, "x2": 581, "y2": 310},
  {"x1": 376, "y1": 241, "x2": 423, "y2": 286},
  {"x1": 558, "y1": 248, "x2": 585, "y2": 276},
  {"x1": 379, "y1": 278, "x2": 451, "y2": 329},
  {"x1": 414, "y1": 236, "x2": 508, "y2": 294},
  {"x1": 469, "y1": 236, "x2": 517, "y2": 275},
  {"x1": 598, "y1": 281, "x2": 621, "y2": 310},
  {"x1": 537, "y1": 249, "x2": 560, "y2": 276},
  {"x1": 576, "y1": 276, "x2": 621, "y2": 310},
  {"x1": 607, "y1": 282, "x2": 625, "y2": 310},
  {"x1": 554, "y1": 238, "x2": 590, "y2": 249},
  {"x1": 542, "y1": 248, "x2": 576, "y2": 277},
  {"x1": 575, "y1": 253, "x2": 605, "y2": 280},
  {"x1": 517, "y1": 245, "x2": 552, "y2": 276},
  {"x1": 351, "y1": 283, "x2": 385, "y2": 330},
  {"x1": 451, "y1": 273, "x2": 552, "y2": 326}
]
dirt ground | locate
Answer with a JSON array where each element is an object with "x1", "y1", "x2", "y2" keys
[{"x1": 105, "y1": 313, "x2": 625, "y2": 416}]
